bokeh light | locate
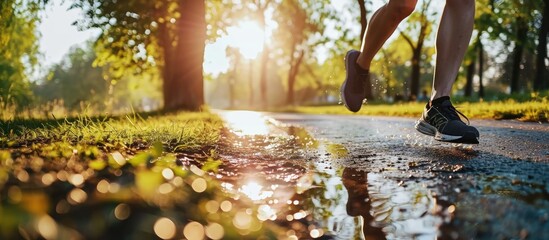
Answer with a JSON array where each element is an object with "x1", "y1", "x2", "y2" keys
[
  {"x1": 153, "y1": 217, "x2": 176, "y2": 240},
  {"x1": 16, "y1": 170, "x2": 29, "y2": 182},
  {"x1": 183, "y1": 221, "x2": 205, "y2": 240},
  {"x1": 96, "y1": 179, "x2": 109, "y2": 193},
  {"x1": 162, "y1": 168, "x2": 174, "y2": 180},
  {"x1": 192, "y1": 178, "x2": 207, "y2": 193},
  {"x1": 67, "y1": 188, "x2": 87, "y2": 205},
  {"x1": 233, "y1": 210, "x2": 252, "y2": 230},
  {"x1": 69, "y1": 174, "x2": 84, "y2": 186},
  {"x1": 205, "y1": 223, "x2": 224, "y2": 240},
  {"x1": 257, "y1": 204, "x2": 277, "y2": 221},
  {"x1": 114, "y1": 203, "x2": 131, "y2": 220},
  {"x1": 41, "y1": 173, "x2": 56, "y2": 186},
  {"x1": 36, "y1": 215, "x2": 58, "y2": 240},
  {"x1": 158, "y1": 183, "x2": 174, "y2": 194},
  {"x1": 220, "y1": 200, "x2": 233, "y2": 212},
  {"x1": 205, "y1": 200, "x2": 220, "y2": 214}
]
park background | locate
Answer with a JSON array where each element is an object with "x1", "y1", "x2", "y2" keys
[{"x1": 1, "y1": 0, "x2": 548, "y2": 118}]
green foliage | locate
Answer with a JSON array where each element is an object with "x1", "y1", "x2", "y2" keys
[
  {"x1": 0, "y1": 0, "x2": 45, "y2": 106},
  {"x1": 71, "y1": 0, "x2": 164, "y2": 79},
  {"x1": 34, "y1": 43, "x2": 109, "y2": 110},
  {"x1": 32, "y1": 42, "x2": 162, "y2": 113}
]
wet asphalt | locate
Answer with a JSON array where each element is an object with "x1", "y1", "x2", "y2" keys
[{"x1": 223, "y1": 111, "x2": 549, "y2": 240}]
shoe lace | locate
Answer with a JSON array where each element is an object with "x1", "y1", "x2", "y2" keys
[{"x1": 440, "y1": 104, "x2": 470, "y2": 125}]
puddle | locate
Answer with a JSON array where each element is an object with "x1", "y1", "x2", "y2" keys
[{"x1": 212, "y1": 111, "x2": 451, "y2": 239}]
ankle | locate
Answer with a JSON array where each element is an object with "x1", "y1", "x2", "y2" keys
[
  {"x1": 355, "y1": 54, "x2": 371, "y2": 73},
  {"x1": 355, "y1": 61, "x2": 370, "y2": 75},
  {"x1": 429, "y1": 96, "x2": 450, "y2": 108}
]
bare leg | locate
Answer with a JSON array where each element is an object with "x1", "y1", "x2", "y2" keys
[
  {"x1": 356, "y1": 0, "x2": 418, "y2": 70},
  {"x1": 431, "y1": 0, "x2": 475, "y2": 101}
]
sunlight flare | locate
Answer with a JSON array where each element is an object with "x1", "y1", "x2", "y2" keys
[
  {"x1": 238, "y1": 181, "x2": 274, "y2": 201},
  {"x1": 220, "y1": 111, "x2": 271, "y2": 136},
  {"x1": 227, "y1": 20, "x2": 265, "y2": 59}
]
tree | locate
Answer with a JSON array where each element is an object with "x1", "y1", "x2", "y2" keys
[
  {"x1": 470, "y1": 0, "x2": 497, "y2": 98},
  {"x1": 535, "y1": 0, "x2": 549, "y2": 90},
  {"x1": 399, "y1": 0, "x2": 433, "y2": 100},
  {"x1": 464, "y1": 47, "x2": 476, "y2": 97},
  {"x1": 225, "y1": 46, "x2": 241, "y2": 108},
  {"x1": 254, "y1": 0, "x2": 273, "y2": 108},
  {"x1": 35, "y1": 43, "x2": 162, "y2": 112},
  {"x1": 74, "y1": 0, "x2": 206, "y2": 111},
  {"x1": 485, "y1": 0, "x2": 542, "y2": 93},
  {"x1": 0, "y1": 0, "x2": 45, "y2": 106},
  {"x1": 274, "y1": 0, "x2": 331, "y2": 105},
  {"x1": 35, "y1": 45, "x2": 107, "y2": 110}
]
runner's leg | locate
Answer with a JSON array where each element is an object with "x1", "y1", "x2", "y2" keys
[
  {"x1": 431, "y1": 0, "x2": 475, "y2": 101},
  {"x1": 357, "y1": 0, "x2": 418, "y2": 70}
]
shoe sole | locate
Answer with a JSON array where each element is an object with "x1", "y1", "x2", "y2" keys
[
  {"x1": 340, "y1": 50, "x2": 361, "y2": 113},
  {"x1": 415, "y1": 119, "x2": 479, "y2": 144}
]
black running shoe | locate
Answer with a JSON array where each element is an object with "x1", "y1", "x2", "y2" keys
[
  {"x1": 341, "y1": 50, "x2": 369, "y2": 112},
  {"x1": 415, "y1": 99, "x2": 480, "y2": 144}
]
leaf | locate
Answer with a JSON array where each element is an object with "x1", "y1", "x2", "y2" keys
[
  {"x1": 128, "y1": 152, "x2": 153, "y2": 167},
  {"x1": 0, "y1": 150, "x2": 13, "y2": 167},
  {"x1": 151, "y1": 141, "x2": 163, "y2": 158},
  {"x1": 135, "y1": 168, "x2": 163, "y2": 199},
  {"x1": 88, "y1": 158, "x2": 107, "y2": 171},
  {"x1": 201, "y1": 157, "x2": 223, "y2": 173}
]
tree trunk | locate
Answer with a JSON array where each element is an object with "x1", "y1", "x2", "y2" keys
[
  {"x1": 248, "y1": 60, "x2": 254, "y2": 107},
  {"x1": 158, "y1": 19, "x2": 175, "y2": 111},
  {"x1": 287, "y1": 50, "x2": 305, "y2": 105},
  {"x1": 410, "y1": 48, "x2": 421, "y2": 100},
  {"x1": 229, "y1": 54, "x2": 240, "y2": 109},
  {"x1": 510, "y1": 18, "x2": 528, "y2": 93},
  {"x1": 259, "y1": 12, "x2": 269, "y2": 108},
  {"x1": 478, "y1": 42, "x2": 485, "y2": 98},
  {"x1": 259, "y1": 48, "x2": 268, "y2": 107},
  {"x1": 535, "y1": 0, "x2": 549, "y2": 90},
  {"x1": 163, "y1": 0, "x2": 206, "y2": 111},
  {"x1": 465, "y1": 59, "x2": 475, "y2": 97}
]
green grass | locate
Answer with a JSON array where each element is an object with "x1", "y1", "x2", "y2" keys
[
  {"x1": 1, "y1": 111, "x2": 223, "y2": 153},
  {"x1": 283, "y1": 98, "x2": 549, "y2": 122},
  {"x1": 0, "y1": 111, "x2": 284, "y2": 239}
]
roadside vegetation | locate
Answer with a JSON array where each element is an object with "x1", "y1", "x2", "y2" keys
[{"x1": 284, "y1": 94, "x2": 549, "y2": 123}]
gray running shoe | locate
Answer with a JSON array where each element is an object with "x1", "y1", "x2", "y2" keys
[
  {"x1": 415, "y1": 99, "x2": 480, "y2": 144},
  {"x1": 341, "y1": 50, "x2": 369, "y2": 112}
]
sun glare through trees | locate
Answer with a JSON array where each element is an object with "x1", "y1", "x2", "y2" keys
[{"x1": 226, "y1": 20, "x2": 266, "y2": 60}]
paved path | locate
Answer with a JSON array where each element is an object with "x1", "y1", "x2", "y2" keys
[{"x1": 220, "y1": 111, "x2": 549, "y2": 239}]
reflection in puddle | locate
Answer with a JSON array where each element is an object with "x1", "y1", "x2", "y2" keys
[
  {"x1": 303, "y1": 163, "x2": 444, "y2": 239},
  {"x1": 238, "y1": 181, "x2": 275, "y2": 201},
  {"x1": 215, "y1": 111, "x2": 451, "y2": 239}
]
